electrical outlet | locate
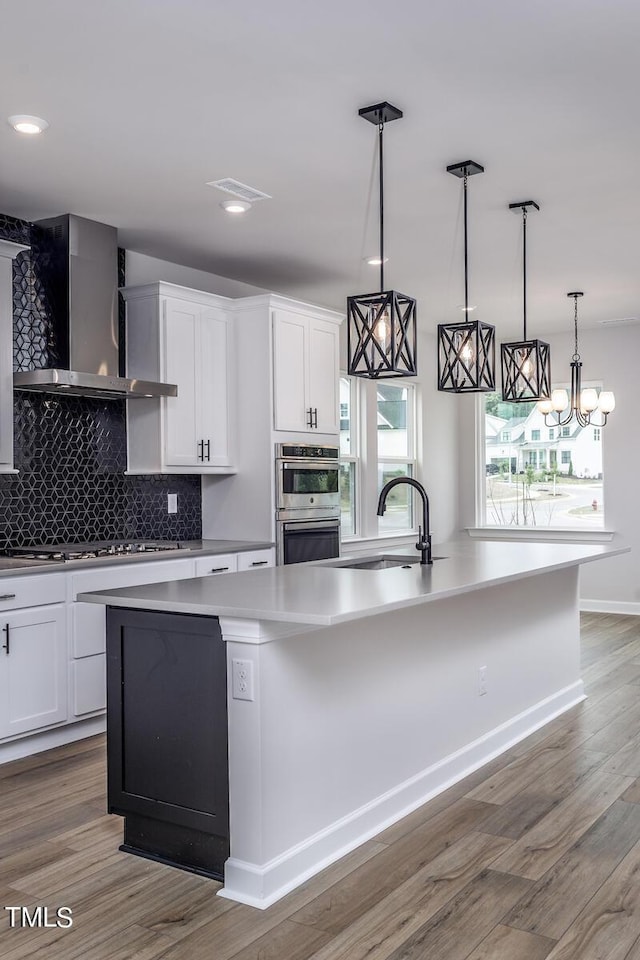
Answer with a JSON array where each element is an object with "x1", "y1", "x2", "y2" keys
[
  {"x1": 478, "y1": 665, "x2": 488, "y2": 696},
  {"x1": 167, "y1": 493, "x2": 178, "y2": 514},
  {"x1": 232, "y1": 659, "x2": 255, "y2": 701}
]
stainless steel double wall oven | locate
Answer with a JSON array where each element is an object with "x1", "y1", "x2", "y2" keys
[{"x1": 275, "y1": 444, "x2": 340, "y2": 564}]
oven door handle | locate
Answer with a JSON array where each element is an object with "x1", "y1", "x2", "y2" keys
[
  {"x1": 279, "y1": 461, "x2": 339, "y2": 471},
  {"x1": 282, "y1": 519, "x2": 341, "y2": 531}
]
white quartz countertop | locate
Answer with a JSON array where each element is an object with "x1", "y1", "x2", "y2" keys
[{"x1": 78, "y1": 538, "x2": 629, "y2": 626}]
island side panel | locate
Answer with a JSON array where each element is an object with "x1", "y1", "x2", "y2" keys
[
  {"x1": 106, "y1": 607, "x2": 229, "y2": 879},
  {"x1": 221, "y1": 566, "x2": 582, "y2": 907}
]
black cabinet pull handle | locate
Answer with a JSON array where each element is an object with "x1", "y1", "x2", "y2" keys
[
  {"x1": 0, "y1": 593, "x2": 16, "y2": 601},
  {"x1": 306, "y1": 407, "x2": 314, "y2": 428},
  {"x1": 205, "y1": 439, "x2": 211, "y2": 462},
  {"x1": 210, "y1": 566, "x2": 230, "y2": 573},
  {"x1": 197, "y1": 440, "x2": 204, "y2": 461},
  {"x1": 313, "y1": 408, "x2": 318, "y2": 428},
  {"x1": 250, "y1": 560, "x2": 269, "y2": 567},
  {"x1": 2, "y1": 623, "x2": 9, "y2": 655}
]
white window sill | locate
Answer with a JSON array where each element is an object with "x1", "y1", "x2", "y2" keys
[
  {"x1": 340, "y1": 532, "x2": 417, "y2": 555},
  {"x1": 466, "y1": 526, "x2": 615, "y2": 544}
]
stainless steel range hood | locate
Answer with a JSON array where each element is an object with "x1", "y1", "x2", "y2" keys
[{"x1": 13, "y1": 214, "x2": 177, "y2": 399}]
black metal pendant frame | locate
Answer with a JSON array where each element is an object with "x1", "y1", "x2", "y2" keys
[
  {"x1": 437, "y1": 319, "x2": 495, "y2": 393},
  {"x1": 347, "y1": 101, "x2": 418, "y2": 380},
  {"x1": 347, "y1": 289, "x2": 417, "y2": 378},
  {"x1": 501, "y1": 200, "x2": 551, "y2": 403},
  {"x1": 437, "y1": 160, "x2": 496, "y2": 394},
  {"x1": 501, "y1": 338, "x2": 551, "y2": 402}
]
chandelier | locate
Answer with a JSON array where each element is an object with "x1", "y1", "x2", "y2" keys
[{"x1": 537, "y1": 292, "x2": 615, "y2": 426}]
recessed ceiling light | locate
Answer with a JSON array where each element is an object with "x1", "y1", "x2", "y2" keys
[
  {"x1": 221, "y1": 200, "x2": 251, "y2": 214},
  {"x1": 365, "y1": 256, "x2": 389, "y2": 266},
  {"x1": 8, "y1": 114, "x2": 49, "y2": 134}
]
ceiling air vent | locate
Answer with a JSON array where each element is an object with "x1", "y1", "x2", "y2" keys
[
  {"x1": 598, "y1": 316, "x2": 639, "y2": 326},
  {"x1": 206, "y1": 178, "x2": 272, "y2": 202}
]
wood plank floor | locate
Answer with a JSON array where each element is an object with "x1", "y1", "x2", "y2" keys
[{"x1": 2, "y1": 612, "x2": 640, "y2": 959}]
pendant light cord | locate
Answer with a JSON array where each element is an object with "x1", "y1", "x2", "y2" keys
[
  {"x1": 378, "y1": 120, "x2": 385, "y2": 291},
  {"x1": 463, "y1": 173, "x2": 469, "y2": 314},
  {"x1": 522, "y1": 206, "x2": 527, "y2": 341},
  {"x1": 573, "y1": 294, "x2": 580, "y2": 361}
]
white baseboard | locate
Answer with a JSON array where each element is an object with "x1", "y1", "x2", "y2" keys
[
  {"x1": 0, "y1": 716, "x2": 106, "y2": 765},
  {"x1": 218, "y1": 681, "x2": 584, "y2": 909},
  {"x1": 581, "y1": 599, "x2": 640, "y2": 616}
]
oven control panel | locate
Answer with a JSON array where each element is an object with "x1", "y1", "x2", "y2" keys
[{"x1": 277, "y1": 444, "x2": 339, "y2": 460}]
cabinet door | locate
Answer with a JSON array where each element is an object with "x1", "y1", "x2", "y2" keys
[
  {"x1": 0, "y1": 605, "x2": 67, "y2": 739},
  {"x1": 273, "y1": 310, "x2": 309, "y2": 432},
  {"x1": 308, "y1": 317, "x2": 340, "y2": 434},
  {"x1": 163, "y1": 298, "x2": 200, "y2": 467},
  {"x1": 199, "y1": 308, "x2": 231, "y2": 466}
]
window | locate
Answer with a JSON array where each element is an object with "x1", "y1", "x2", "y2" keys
[
  {"x1": 377, "y1": 383, "x2": 416, "y2": 533},
  {"x1": 340, "y1": 375, "x2": 417, "y2": 539},
  {"x1": 339, "y1": 377, "x2": 357, "y2": 537},
  {"x1": 482, "y1": 391, "x2": 604, "y2": 529}
]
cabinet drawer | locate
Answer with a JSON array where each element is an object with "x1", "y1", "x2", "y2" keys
[
  {"x1": 70, "y1": 559, "x2": 194, "y2": 600},
  {"x1": 0, "y1": 574, "x2": 66, "y2": 611},
  {"x1": 237, "y1": 549, "x2": 275, "y2": 572},
  {"x1": 193, "y1": 554, "x2": 238, "y2": 577},
  {"x1": 72, "y1": 655, "x2": 106, "y2": 716}
]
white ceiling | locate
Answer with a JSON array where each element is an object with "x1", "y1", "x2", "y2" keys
[{"x1": 1, "y1": 0, "x2": 639, "y2": 336}]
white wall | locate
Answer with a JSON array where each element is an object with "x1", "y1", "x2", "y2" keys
[
  {"x1": 456, "y1": 323, "x2": 640, "y2": 610},
  {"x1": 125, "y1": 251, "x2": 268, "y2": 298}
]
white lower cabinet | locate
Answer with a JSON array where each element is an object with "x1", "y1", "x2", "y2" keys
[
  {"x1": 69, "y1": 558, "x2": 195, "y2": 718},
  {"x1": 0, "y1": 575, "x2": 67, "y2": 740},
  {"x1": 0, "y1": 548, "x2": 275, "y2": 750}
]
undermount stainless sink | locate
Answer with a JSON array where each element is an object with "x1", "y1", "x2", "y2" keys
[{"x1": 325, "y1": 554, "x2": 445, "y2": 570}]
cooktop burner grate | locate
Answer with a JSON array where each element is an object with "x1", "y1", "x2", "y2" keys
[{"x1": 7, "y1": 540, "x2": 184, "y2": 561}]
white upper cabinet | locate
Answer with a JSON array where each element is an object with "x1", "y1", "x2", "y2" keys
[
  {"x1": 123, "y1": 283, "x2": 235, "y2": 474},
  {"x1": 272, "y1": 308, "x2": 340, "y2": 435},
  {"x1": 0, "y1": 239, "x2": 30, "y2": 473}
]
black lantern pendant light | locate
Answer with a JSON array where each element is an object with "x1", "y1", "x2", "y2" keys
[
  {"x1": 437, "y1": 161, "x2": 495, "y2": 393},
  {"x1": 537, "y1": 292, "x2": 616, "y2": 426},
  {"x1": 347, "y1": 102, "x2": 417, "y2": 379},
  {"x1": 500, "y1": 201, "x2": 551, "y2": 402}
]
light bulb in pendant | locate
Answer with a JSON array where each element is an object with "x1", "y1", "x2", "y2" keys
[
  {"x1": 580, "y1": 388, "x2": 598, "y2": 413},
  {"x1": 537, "y1": 397, "x2": 553, "y2": 415},
  {"x1": 374, "y1": 308, "x2": 391, "y2": 348},
  {"x1": 460, "y1": 340, "x2": 474, "y2": 364},
  {"x1": 519, "y1": 349, "x2": 533, "y2": 378}
]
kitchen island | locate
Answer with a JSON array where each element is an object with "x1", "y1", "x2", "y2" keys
[{"x1": 79, "y1": 538, "x2": 627, "y2": 908}]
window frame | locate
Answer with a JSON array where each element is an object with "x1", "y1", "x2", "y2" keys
[{"x1": 339, "y1": 374, "x2": 418, "y2": 541}]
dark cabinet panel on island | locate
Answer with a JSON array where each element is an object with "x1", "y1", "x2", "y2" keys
[{"x1": 106, "y1": 607, "x2": 229, "y2": 879}]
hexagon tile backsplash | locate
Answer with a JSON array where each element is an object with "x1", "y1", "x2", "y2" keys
[{"x1": 0, "y1": 213, "x2": 201, "y2": 549}]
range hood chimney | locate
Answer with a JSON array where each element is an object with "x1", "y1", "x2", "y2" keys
[{"x1": 13, "y1": 214, "x2": 177, "y2": 399}]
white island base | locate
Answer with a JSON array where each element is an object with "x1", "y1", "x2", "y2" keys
[{"x1": 219, "y1": 565, "x2": 582, "y2": 909}]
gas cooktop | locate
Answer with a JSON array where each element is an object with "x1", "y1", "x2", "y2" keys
[{"x1": 7, "y1": 540, "x2": 185, "y2": 562}]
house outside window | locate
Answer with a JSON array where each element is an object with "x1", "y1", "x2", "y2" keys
[{"x1": 482, "y1": 391, "x2": 604, "y2": 529}]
